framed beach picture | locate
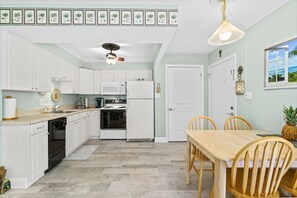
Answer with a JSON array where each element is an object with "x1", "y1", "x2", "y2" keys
[
  {"x1": 24, "y1": 9, "x2": 35, "y2": 24},
  {"x1": 61, "y1": 10, "x2": 71, "y2": 25},
  {"x1": 121, "y1": 10, "x2": 132, "y2": 25},
  {"x1": 168, "y1": 10, "x2": 178, "y2": 26},
  {"x1": 49, "y1": 10, "x2": 59, "y2": 24},
  {"x1": 12, "y1": 9, "x2": 23, "y2": 24},
  {"x1": 36, "y1": 9, "x2": 47, "y2": 24},
  {"x1": 133, "y1": 10, "x2": 144, "y2": 25},
  {"x1": 157, "y1": 10, "x2": 167, "y2": 26},
  {"x1": 265, "y1": 37, "x2": 297, "y2": 89},
  {"x1": 145, "y1": 10, "x2": 155, "y2": 25},
  {"x1": 0, "y1": 9, "x2": 10, "y2": 24},
  {"x1": 97, "y1": 10, "x2": 108, "y2": 25},
  {"x1": 73, "y1": 10, "x2": 84, "y2": 25},
  {"x1": 109, "y1": 10, "x2": 120, "y2": 25},
  {"x1": 85, "y1": 10, "x2": 96, "y2": 25}
]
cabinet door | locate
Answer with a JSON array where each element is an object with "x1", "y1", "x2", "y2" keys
[
  {"x1": 93, "y1": 70, "x2": 102, "y2": 94},
  {"x1": 31, "y1": 131, "x2": 48, "y2": 181},
  {"x1": 101, "y1": 70, "x2": 114, "y2": 82},
  {"x1": 91, "y1": 114, "x2": 100, "y2": 137},
  {"x1": 79, "y1": 68, "x2": 94, "y2": 94},
  {"x1": 72, "y1": 66, "x2": 80, "y2": 94},
  {"x1": 50, "y1": 55, "x2": 62, "y2": 80},
  {"x1": 126, "y1": 70, "x2": 152, "y2": 81},
  {"x1": 66, "y1": 121, "x2": 76, "y2": 156},
  {"x1": 62, "y1": 62, "x2": 72, "y2": 81},
  {"x1": 34, "y1": 47, "x2": 51, "y2": 92},
  {"x1": 8, "y1": 33, "x2": 34, "y2": 91},
  {"x1": 114, "y1": 70, "x2": 126, "y2": 81},
  {"x1": 86, "y1": 116, "x2": 91, "y2": 140}
]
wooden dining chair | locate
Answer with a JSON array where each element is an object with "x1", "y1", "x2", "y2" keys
[
  {"x1": 279, "y1": 169, "x2": 297, "y2": 196},
  {"x1": 188, "y1": 116, "x2": 217, "y2": 198},
  {"x1": 226, "y1": 137, "x2": 295, "y2": 197},
  {"x1": 224, "y1": 116, "x2": 252, "y2": 130}
]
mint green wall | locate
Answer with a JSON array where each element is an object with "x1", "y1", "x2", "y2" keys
[
  {"x1": 83, "y1": 62, "x2": 153, "y2": 70},
  {"x1": 208, "y1": 0, "x2": 297, "y2": 133},
  {"x1": 154, "y1": 54, "x2": 209, "y2": 137}
]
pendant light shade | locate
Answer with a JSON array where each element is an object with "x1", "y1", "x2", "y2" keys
[
  {"x1": 208, "y1": 0, "x2": 245, "y2": 45},
  {"x1": 106, "y1": 57, "x2": 116, "y2": 65}
]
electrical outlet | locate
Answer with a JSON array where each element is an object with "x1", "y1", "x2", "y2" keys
[
  {"x1": 39, "y1": 98, "x2": 45, "y2": 106},
  {"x1": 245, "y1": 92, "x2": 252, "y2": 100}
]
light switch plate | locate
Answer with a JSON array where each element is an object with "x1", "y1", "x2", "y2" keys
[
  {"x1": 245, "y1": 92, "x2": 252, "y2": 100},
  {"x1": 39, "y1": 98, "x2": 45, "y2": 106},
  {"x1": 155, "y1": 93, "x2": 160, "y2": 99}
]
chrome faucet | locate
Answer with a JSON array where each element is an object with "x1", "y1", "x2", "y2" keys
[{"x1": 53, "y1": 105, "x2": 61, "y2": 112}]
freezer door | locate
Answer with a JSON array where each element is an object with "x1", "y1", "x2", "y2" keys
[
  {"x1": 127, "y1": 99, "x2": 154, "y2": 139},
  {"x1": 127, "y1": 81, "x2": 154, "y2": 99}
]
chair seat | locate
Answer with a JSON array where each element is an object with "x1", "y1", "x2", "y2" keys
[
  {"x1": 226, "y1": 169, "x2": 279, "y2": 198},
  {"x1": 280, "y1": 169, "x2": 297, "y2": 196}
]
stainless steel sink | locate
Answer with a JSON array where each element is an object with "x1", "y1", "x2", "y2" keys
[{"x1": 49, "y1": 110, "x2": 77, "y2": 114}]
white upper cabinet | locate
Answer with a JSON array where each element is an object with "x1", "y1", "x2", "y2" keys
[
  {"x1": 1, "y1": 31, "x2": 34, "y2": 91},
  {"x1": 79, "y1": 68, "x2": 94, "y2": 94},
  {"x1": 34, "y1": 47, "x2": 51, "y2": 92},
  {"x1": 102, "y1": 70, "x2": 126, "y2": 82},
  {"x1": 62, "y1": 61, "x2": 72, "y2": 81},
  {"x1": 126, "y1": 70, "x2": 153, "y2": 81},
  {"x1": 93, "y1": 70, "x2": 102, "y2": 94},
  {"x1": 50, "y1": 55, "x2": 62, "y2": 80},
  {"x1": 72, "y1": 66, "x2": 80, "y2": 94}
]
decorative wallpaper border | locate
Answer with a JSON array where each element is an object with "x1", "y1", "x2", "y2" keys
[{"x1": 0, "y1": 8, "x2": 178, "y2": 26}]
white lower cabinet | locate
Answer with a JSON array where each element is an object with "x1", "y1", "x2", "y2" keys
[
  {"x1": 91, "y1": 111, "x2": 100, "y2": 138},
  {"x1": 31, "y1": 131, "x2": 48, "y2": 181},
  {"x1": 0, "y1": 121, "x2": 48, "y2": 189},
  {"x1": 66, "y1": 112, "x2": 91, "y2": 156}
]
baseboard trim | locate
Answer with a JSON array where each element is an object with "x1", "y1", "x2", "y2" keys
[
  {"x1": 154, "y1": 137, "x2": 168, "y2": 143},
  {"x1": 10, "y1": 178, "x2": 30, "y2": 189}
]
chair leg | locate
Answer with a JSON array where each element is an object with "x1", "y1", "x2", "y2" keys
[
  {"x1": 197, "y1": 160, "x2": 204, "y2": 198},
  {"x1": 210, "y1": 185, "x2": 214, "y2": 198},
  {"x1": 190, "y1": 155, "x2": 196, "y2": 171},
  {"x1": 212, "y1": 162, "x2": 215, "y2": 177}
]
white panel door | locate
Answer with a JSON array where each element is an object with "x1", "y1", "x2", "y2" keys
[
  {"x1": 168, "y1": 67, "x2": 203, "y2": 141},
  {"x1": 34, "y1": 47, "x2": 51, "y2": 92},
  {"x1": 31, "y1": 131, "x2": 48, "y2": 181},
  {"x1": 127, "y1": 99, "x2": 154, "y2": 139},
  {"x1": 209, "y1": 56, "x2": 236, "y2": 129}
]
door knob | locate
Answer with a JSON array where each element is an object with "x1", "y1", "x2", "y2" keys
[
  {"x1": 168, "y1": 108, "x2": 175, "y2": 111},
  {"x1": 226, "y1": 112, "x2": 234, "y2": 116}
]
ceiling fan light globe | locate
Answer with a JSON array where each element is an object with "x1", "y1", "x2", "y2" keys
[
  {"x1": 106, "y1": 58, "x2": 116, "y2": 65},
  {"x1": 208, "y1": 20, "x2": 245, "y2": 45}
]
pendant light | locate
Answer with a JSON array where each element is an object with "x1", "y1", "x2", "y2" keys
[{"x1": 208, "y1": 0, "x2": 245, "y2": 45}]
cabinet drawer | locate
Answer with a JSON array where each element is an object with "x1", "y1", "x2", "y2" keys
[
  {"x1": 31, "y1": 121, "x2": 48, "y2": 135},
  {"x1": 67, "y1": 114, "x2": 77, "y2": 123},
  {"x1": 92, "y1": 111, "x2": 100, "y2": 116}
]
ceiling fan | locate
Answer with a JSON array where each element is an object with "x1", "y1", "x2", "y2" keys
[{"x1": 101, "y1": 43, "x2": 125, "y2": 65}]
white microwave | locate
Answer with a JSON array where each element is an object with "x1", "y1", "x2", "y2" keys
[{"x1": 101, "y1": 82, "x2": 126, "y2": 95}]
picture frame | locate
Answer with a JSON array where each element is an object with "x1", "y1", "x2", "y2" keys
[
  {"x1": 0, "y1": 9, "x2": 10, "y2": 24},
  {"x1": 97, "y1": 10, "x2": 108, "y2": 25},
  {"x1": 145, "y1": 10, "x2": 155, "y2": 26},
  {"x1": 168, "y1": 10, "x2": 178, "y2": 26},
  {"x1": 73, "y1": 10, "x2": 84, "y2": 25},
  {"x1": 109, "y1": 10, "x2": 120, "y2": 25},
  {"x1": 121, "y1": 10, "x2": 132, "y2": 25},
  {"x1": 85, "y1": 10, "x2": 96, "y2": 25},
  {"x1": 36, "y1": 9, "x2": 47, "y2": 24},
  {"x1": 12, "y1": 9, "x2": 23, "y2": 24},
  {"x1": 133, "y1": 10, "x2": 144, "y2": 25},
  {"x1": 264, "y1": 37, "x2": 297, "y2": 89},
  {"x1": 157, "y1": 10, "x2": 167, "y2": 26},
  {"x1": 49, "y1": 10, "x2": 59, "y2": 24},
  {"x1": 24, "y1": 9, "x2": 35, "y2": 24},
  {"x1": 61, "y1": 10, "x2": 71, "y2": 25}
]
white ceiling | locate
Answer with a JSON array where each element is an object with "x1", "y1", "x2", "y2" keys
[{"x1": 0, "y1": 0, "x2": 290, "y2": 64}]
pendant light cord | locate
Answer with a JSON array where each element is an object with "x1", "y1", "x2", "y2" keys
[{"x1": 221, "y1": 0, "x2": 227, "y2": 21}]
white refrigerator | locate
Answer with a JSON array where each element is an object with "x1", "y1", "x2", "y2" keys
[{"x1": 126, "y1": 81, "x2": 154, "y2": 140}]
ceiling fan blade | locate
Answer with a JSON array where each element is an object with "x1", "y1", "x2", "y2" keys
[{"x1": 116, "y1": 57, "x2": 125, "y2": 62}]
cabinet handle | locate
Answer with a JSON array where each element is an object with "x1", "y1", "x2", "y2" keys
[{"x1": 47, "y1": 132, "x2": 49, "y2": 135}]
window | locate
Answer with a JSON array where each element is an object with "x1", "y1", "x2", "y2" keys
[{"x1": 265, "y1": 37, "x2": 297, "y2": 89}]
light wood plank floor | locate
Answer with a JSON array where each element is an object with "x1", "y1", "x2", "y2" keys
[{"x1": 2, "y1": 140, "x2": 220, "y2": 198}]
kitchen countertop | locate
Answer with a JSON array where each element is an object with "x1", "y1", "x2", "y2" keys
[{"x1": 0, "y1": 108, "x2": 101, "y2": 126}]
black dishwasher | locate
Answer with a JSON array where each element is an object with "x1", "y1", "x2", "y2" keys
[{"x1": 46, "y1": 117, "x2": 67, "y2": 172}]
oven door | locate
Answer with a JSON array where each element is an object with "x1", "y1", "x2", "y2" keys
[{"x1": 101, "y1": 109, "x2": 126, "y2": 130}]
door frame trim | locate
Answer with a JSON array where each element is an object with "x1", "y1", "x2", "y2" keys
[
  {"x1": 208, "y1": 53, "x2": 238, "y2": 122},
  {"x1": 165, "y1": 64, "x2": 204, "y2": 141}
]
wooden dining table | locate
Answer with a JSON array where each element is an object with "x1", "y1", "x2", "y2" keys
[{"x1": 185, "y1": 130, "x2": 297, "y2": 198}]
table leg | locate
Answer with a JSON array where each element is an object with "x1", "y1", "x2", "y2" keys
[
  {"x1": 214, "y1": 159, "x2": 226, "y2": 198},
  {"x1": 186, "y1": 138, "x2": 191, "y2": 184}
]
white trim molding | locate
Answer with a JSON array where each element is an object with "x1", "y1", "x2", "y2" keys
[{"x1": 154, "y1": 137, "x2": 168, "y2": 143}]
